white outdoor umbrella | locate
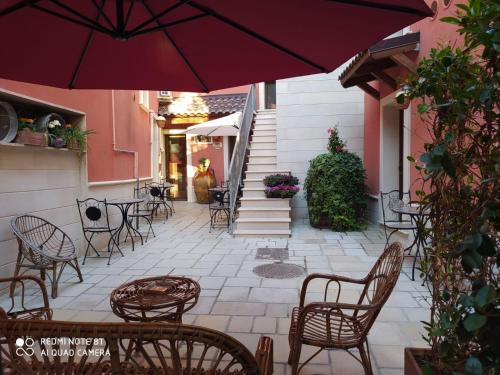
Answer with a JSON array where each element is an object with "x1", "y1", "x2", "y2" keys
[{"x1": 183, "y1": 112, "x2": 241, "y2": 136}]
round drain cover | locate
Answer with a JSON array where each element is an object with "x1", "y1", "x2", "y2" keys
[{"x1": 253, "y1": 263, "x2": 305, "y2": 279}]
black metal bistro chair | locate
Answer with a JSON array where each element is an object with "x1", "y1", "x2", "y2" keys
[
  {"x1": 76, "y1": 198, "x2": 122, "y2": 265},
  {"x1": 208, "y1": 189, "x2": 230, "y2": 232},
  {"x1": 126, "y1": 187, "x2": 156, "y2": 243},
  {"x1": 145, "y1": 182, "x2": 173, "y2": 220},
  {"x1": 380, "y1": 190, "x2": 417, "y2": 250},
  {"x1": 10, "y1": 215, "x2": 83, "y2": 298}
]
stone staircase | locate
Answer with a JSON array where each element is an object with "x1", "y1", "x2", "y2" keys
[{"x1": 233, "y1": 109, "x2": 292, "y2": 238}]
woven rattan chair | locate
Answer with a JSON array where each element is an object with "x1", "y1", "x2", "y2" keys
[
  {"x1": 10, "y1": 215, "x2": 83, "y2": 299},
  {"x1": 0, "y1": 276, "x2": 52, "y2": 321},
  {"x1": 0, "y1": 319, "x2": 273, "y2": 374},
  {"x1": 288, "y1": 242, "x2": 404, "y2": 375}
]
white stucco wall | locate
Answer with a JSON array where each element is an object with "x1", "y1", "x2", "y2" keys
[{"x1": 276, "y1": 67, "x2": 365, "y2": 219}]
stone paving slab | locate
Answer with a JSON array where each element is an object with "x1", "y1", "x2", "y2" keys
[{"x1": 2, "y1": 202, "x2": 431, "y2": 375}]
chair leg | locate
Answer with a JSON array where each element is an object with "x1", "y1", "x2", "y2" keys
[
  {"x1": 358, "y1": 341, "x2": 373, "y2": 375},
  {"x1": 10, "y1": 250, "x2": 23, "y2": 297},
  {"x1": 51, "y1": 261, "x2": 58, "y2": 298},
  {"x1": 289, "y1": 340, "x2": 302, "y2": 375},
  {"x1": 74, "y1": 259, "x2": 83, "y2": 282}
]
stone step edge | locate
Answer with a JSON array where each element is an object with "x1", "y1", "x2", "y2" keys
[{"x1": 237, "y1": 206, "x2": 291, "y2": 211}]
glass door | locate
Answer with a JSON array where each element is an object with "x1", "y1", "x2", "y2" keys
[{"x1": 165, "y1": 134, "x2": 187, "y2": 200}]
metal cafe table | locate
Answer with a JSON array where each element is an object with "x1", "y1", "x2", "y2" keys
[
  {"x1": 106, "y1": 198, "x2": 143, "y2": 252},
  {"x1": 391, "y1": 203, "x2": 430, "y2": 281}
]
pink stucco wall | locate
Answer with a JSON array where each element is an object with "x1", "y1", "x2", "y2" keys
[
  {"x1": 362, "y1": 0, "x2": 465, "y2": 195},
  {"x1": 0, "y1": 79, "x2": 156, "y2": 182}
]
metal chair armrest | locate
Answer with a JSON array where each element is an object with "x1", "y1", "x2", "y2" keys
[
  {"x1": 299, "y1": 273, "x2": 368, "y2": 307},
  {"x1": 255, "y1": 336, "x2": 273, "y2": 375}
]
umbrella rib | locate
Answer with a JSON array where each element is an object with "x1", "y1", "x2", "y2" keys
[
  {"x1": 141, "y1": 0, "x2": 209, "y2": 93},
  {"x1": 129, "y1": 0, "x2": 192, "y2": 36},
  {"x1": 49, "y1": 0, "x2": 113, "y2": 34},
  {"x1": 28, "y1": 3, "x2": 112, "y2": 35},
  {"x1": 69, "y1": 0, "x2": 109, "y2": 88},
  {"x1": 325, "y1": 0, "x2": 432, "y2": 17},
  {"x1": 0, "y1": 0, "x2": 43, "y2": 17},
  {"x1": 91, "y1": 0, "x2": 115, "y2": 31},
  {"x1": 130, "y1": 14, "x2": 209, "y2": 38},
  {"x1": 187, "y1": 1, "x2": 328, "y2": 73}
]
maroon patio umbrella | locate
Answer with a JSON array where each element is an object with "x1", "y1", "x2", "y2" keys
[{"x1": 0, "y1": 1, "x2": 432, "y2": 91}]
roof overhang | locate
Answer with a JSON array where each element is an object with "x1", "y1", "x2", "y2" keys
[{"x1": 339, "y1": 32, "x2": 420, "y2": 99}]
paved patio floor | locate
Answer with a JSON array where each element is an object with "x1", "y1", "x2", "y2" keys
[{"x1": 4, "y1": 202, "x2": 431, "y2": 375}]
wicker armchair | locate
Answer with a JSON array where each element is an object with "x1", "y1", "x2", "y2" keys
[
  {"x1": 288, "y1": 242, "x2": 404, "y2": 375},
  {"x1": 10, "y1": 215, "x2": 83, "y2": 299},
  {"x1": 0, "y1": 276, "x2": 52, "y2": 321},
  {"x1": 0, "y1": 319, "x2": 273, "y2": 374}
]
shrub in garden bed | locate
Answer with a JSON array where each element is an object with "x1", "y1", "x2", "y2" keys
[{"x1": 304, "y1": 128, "x2": 366, "y2": 231}]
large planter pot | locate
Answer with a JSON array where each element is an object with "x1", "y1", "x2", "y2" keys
[
  {"x1": 405, "y1": 348, "x2": 432, "y2": 375},
  {"x1": 308, "y1": 209, "x2": 332, "y2": 229},
  {"x1": 194, "y1": 169, "x2": 216, "y2": 204}
]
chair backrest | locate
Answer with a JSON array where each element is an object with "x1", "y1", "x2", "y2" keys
[
  {"x1": 380, "y1": 190, "x2": 411, "y2": 223},
  {"x1": 146, "y1": 182, "x2": 164, "y2": 199},
  {"x1": 0, "y1": 319, "x2": 263, "y2": 374},
  {"x1": 76, "y1": 198, "x2": 111, "y2": 230},
  {"x1": 134, "y1": 186, "x2": 152, "y2": 208},
  {"x1": 209, "y1": 190, "x2": 229, "y2": 207},
  {"x1": 10, "y1": 215, "x2": 76, "y2": 263},
  {"x1": 357, "y1": 242, "x2": 404, "y2": 329}
]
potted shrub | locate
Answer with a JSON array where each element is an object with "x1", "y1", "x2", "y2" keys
[
  {"x1": 263, "y1": 173, "x2": 300, "y2": 198},
  {"x1": 47, "y1": 118, "x2": 66, "y2": 148},
  {"x1": 193, "y1": 158, "x2": 216, "y2": 204},
  {"x1": 401, "y1": 2, "x2": 499, "y2": 374},
  {"x1": 304, "y1": 127, "x2": 366, "y2": 231}
]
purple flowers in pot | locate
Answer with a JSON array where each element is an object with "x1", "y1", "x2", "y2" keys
[{"x1": 263, "y1": 174, "x2": 300, "y2": 198}]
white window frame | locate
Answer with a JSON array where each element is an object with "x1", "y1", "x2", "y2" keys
[{"x1": 139, "y1": 90, "x2": 150, "y2": 112}]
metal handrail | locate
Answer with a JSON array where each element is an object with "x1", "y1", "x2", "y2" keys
[{"x1": 228, "y1": 84, "x2": 256, "y2": 233}]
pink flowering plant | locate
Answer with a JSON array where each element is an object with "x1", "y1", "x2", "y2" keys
[
  {"x1": 263, "y1": 173, "x2": 300, "y2": 198},
  {"x1": 327, "y1": 127, "x2": 345, "y2": 153}
]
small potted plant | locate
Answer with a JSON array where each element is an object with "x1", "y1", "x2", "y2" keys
[
  {"x1": 15, "y1": 117, "x2": 48, "y2": 146},
  {"x1": 193, "y1": 158, "x2": 216, "y2": 204},
  {"x1": 47, "y1": 118, "x2": 66, "y2": 148},
  {"x1": 64, "y1": 124, "x2": 94, "y2": 155}
]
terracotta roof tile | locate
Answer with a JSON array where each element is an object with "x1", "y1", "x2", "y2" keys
[{"x1": 159, "y1": 93, "x2": 247, "y2": 116}]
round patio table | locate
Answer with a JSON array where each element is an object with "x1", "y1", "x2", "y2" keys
[
  {"x1": 391, "y1": 204, "x2": 430, "y2": 281},
  {"x1": 110, "y1": 276, "x2": 200, "y2": 322},
  {"x1": 106, "y1": 198, "x2": 144, "y2": 252}
]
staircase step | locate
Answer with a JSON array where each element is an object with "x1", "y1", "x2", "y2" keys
[
  {"x1": 242, "y1": 179, "x2": 264, "y2": 188},
  {"x1": 255, "y1": 114, "x2": 276, "y2": 120},
  {"x1": 252, "y1": 129, "x2": 276, "y2": 137},
  {"x1": 253, "y1": 124, "x2": 276, "y2": 131},
  {"x1": 235, "y1": 218, "x2": 291, "y2": 230},
  {"x1": 237, "y1": 207, "x2": 291, "y2": 218},
  {"x1": 252, "y1": 135, "x2": 276, "y2": 143},
  {"x1": 249, "y1": 148, "x2": 276, "y2": 157},
  {"x1": 239, "y1": 197, "x2": 290, "y2": 208},
  {"x1": 248, "y1": 155, "x2": 276, "y2": 164},
  {"x1": 247, "y1": 162, "x2": 277, "y2": 172},
  {"x1": 233, "y1": 229, "x2": 291, "y2": 238},
  {"x1": 249, "y1": 142, "x2": 276, "y2": 150},
  {"x1": 241, "y1": 187, "x2": 266, "y2": 198},
  {"x1": 245, "y1": 170, "x2": 290, "y2": 179}
]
